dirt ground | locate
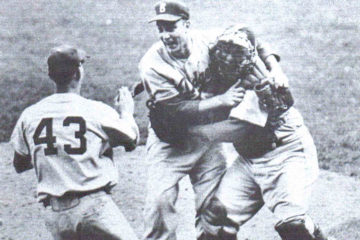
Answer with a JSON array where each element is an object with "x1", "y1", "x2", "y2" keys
[{"x1": 1, "y1": 142, "x2": 360, "y2": 240}]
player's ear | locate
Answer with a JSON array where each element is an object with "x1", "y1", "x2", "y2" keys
[
  {"x1": 74, "y1": 68, "x2": 81, "y2": 81},
  {"x1": 75, "y1": 65, "x2": 85, "y2": 82}
]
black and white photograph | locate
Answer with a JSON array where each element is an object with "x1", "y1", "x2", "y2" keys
[{"x1": 0, "y1": 0, "x2": 359, "y2": 239}]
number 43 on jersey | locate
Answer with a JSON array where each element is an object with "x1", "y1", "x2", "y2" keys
[{"x1": 33, "y1": 117, "x2": 87, "y2": 156}]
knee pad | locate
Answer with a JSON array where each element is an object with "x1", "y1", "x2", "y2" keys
[{"x1": 275, "y1": 215, "x2": 328, "y2": 240}]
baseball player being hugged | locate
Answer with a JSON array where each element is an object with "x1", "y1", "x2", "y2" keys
[
  {"x1": 138, "y1": 1, "x2": 283, "y2": 240},
  {"x1": 185, "y1": 26, "x2": 335, "y2": 240},
  {"x1": 11, "y1": 45, "x2": 140, "y2": 240}
]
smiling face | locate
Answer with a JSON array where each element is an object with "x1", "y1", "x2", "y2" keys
[{"x1": 156, "y1": 19, "x2": 190, "y2": 59}]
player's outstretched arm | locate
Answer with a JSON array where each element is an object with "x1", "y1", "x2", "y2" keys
[
  {"x1": 198, "y1": 80, "x2": 245, "y2": 112},
  {"x1": 187, "y1": 119, "x2": 254, "y2": 143},
  {"x1": 13, "y1": 152, "x2": 33, "y2": 173},
  {"x1": 103, "y1": 87, "x2": 140, "y2": 151},
  {"x1": 161, "y1": 80, "x2": 245, "y2": 124},
  {"x1": 257, "y1": 38, "x2": 289, "y2": 88},
  {"x1": 264, "y1": 55, "x2": 289, "y2": 88}
]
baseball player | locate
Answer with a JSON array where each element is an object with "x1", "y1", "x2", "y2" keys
[
  {"x1": 185, "y1": 26, "x2": 333, "y2": 240},
  {"x1": 138, "y1": 2, "x2": 283, "y2": 240},
  {"x1": 10, "y1": 45, "x2": 140, "y2": 240}
]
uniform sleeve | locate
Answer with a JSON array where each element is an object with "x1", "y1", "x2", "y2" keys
[
  {"x1": 10, "y1": 113, "x2": 30, "y2": 156},
  {"x1": 139, "y1": 48, "x2": 198, "y2": 102},
  {"x1": 256, "y1": 39, "x2": 280, "y2": 62},
  {"x1": 99, "y1": 104, "x2": 139, "y2": 146},
  {"x1": 139, "y1": 66, "x2": 181, "y2": 101},
  {"x1": 159, "y1": 95, "x2": 232, "y2": 126}
]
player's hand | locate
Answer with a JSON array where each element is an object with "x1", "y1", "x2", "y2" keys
[
  {"x1": 237, "y1": 56, "x2": 271, "y2": 89},
  {"x1": 217, "y1": 80, "x2": 245, "y2": 107},
  {"x1": 114, "y1": 87, "x2": 135, "y2": 118}
]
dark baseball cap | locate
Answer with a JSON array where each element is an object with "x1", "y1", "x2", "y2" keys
[
  {"x1": 47, "y1": 45, "x2": 88, "y2": 78},
  {"x1": 149, "y1": 0, "x2": 189, "y2": 23}
]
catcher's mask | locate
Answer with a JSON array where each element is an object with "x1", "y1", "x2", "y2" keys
[{"x1": 210, "y1": 26, "x2": 257, "y2": 86}]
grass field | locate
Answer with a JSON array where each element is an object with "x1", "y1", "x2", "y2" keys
[{"x1": 0, "y1": 0, "x2": 359, "y2": 176}]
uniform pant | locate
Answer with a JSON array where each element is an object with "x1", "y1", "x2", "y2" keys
[
  {"x1": 44, "y1": 191, "x2": 138, "y2": 240},
  {"x1": 200, "y1": 108, "x2": 320, "y2": 235},
  {"x1": 143, "y1": 128, "x2": 228, "y2": 240}
]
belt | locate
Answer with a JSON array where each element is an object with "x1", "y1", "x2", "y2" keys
[{"x1": 43, "y1": 186, "x2": 111, "y2": 211}]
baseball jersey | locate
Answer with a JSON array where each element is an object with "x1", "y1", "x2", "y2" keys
[
  {"x1": 139, "y1": 30, "x2": 210, "y2": 103},
  {"x1": 11, "y1": 93, "x2": 139, "y2": 202},
  {"x1": 139, "y1": 28, "x2": 277, "y2": 119}
]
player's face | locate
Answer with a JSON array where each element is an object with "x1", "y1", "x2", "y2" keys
[
  {"x1": 212, "y1": 43, "x2": 253, "y2": 86},
  {"x1": 156, "y1": 19, "x2": 190, "y2": 59}
]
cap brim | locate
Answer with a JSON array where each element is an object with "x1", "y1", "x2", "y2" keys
[{"x1": 148, "y1": 14, "x2": 182, "y2": 23}]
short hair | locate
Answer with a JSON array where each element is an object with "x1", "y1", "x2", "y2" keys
[{"x1": 47, "y1": 45, "x2": 86, "y2": 85}]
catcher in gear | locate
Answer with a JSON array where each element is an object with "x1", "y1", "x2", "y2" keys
[
  {"x1": 137, "y1": 1, "x2": 283, "y2": 238},
  {"x1": 186, "y1": 26, "x2": 334, "y2": 240},
  {"x1": 207, "y1": 25, "x2": 294, "y2": 119}
]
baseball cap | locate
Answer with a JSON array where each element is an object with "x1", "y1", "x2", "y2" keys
[
  {"x1": 149, "y1": 0, "x2": 189, "y2": 23},
  {"x1": 47, "y1": 45, "x2": 88, "y2": 78}
]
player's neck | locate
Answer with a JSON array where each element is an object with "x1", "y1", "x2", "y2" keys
[{"x1": 55, "y1": 85, "x2": 80, "y2": 94}]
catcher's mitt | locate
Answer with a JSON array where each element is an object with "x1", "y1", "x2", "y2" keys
[
  {"x1": 254, "y1": 78, "x2": 294, "y2": 116},
  {"x1": 209, "y1": 25, "x2": 294, "y2": 116}
]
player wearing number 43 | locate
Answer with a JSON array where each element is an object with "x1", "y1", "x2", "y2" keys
[{"x1": 10, "y1": 45, "x2": 140, "y2": 240}]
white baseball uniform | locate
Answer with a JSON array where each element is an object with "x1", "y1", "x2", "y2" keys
[
  {"x1": 186, "y1": 49, "x2": 319, "y2": 236},
  {"x1": 194, "y1": 107, "x2": 319, "y2": 236},
  {"x1": 11, "y1": 93, "x2": 139, "y2": 240},
  {"x1": 139, "y1": 30, "x2": 229, "y2": 240},
  {"x1": 177, "y1": 24, "x2": 323, "y2": 237},
  {"x1": 139, "y1": 27, "x2": 279, "y2": 240}
]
